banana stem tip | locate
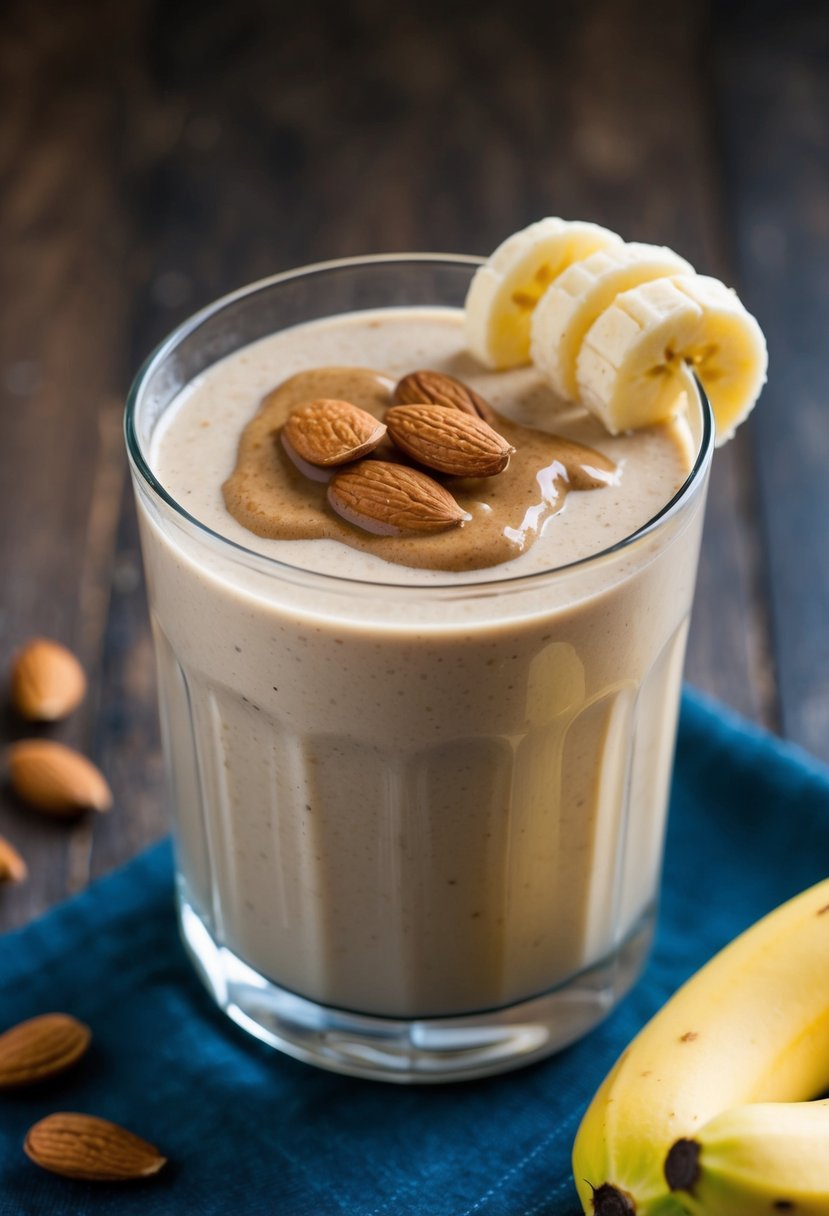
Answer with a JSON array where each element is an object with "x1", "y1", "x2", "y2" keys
[
  {"x1": 589, "y1": 1182, "x2": 637, "y2": 1215},
  {"x1": 663, "y1": 1137, "x2": 701, "y2": 1193}
]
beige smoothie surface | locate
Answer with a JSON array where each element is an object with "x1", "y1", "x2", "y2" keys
[{"x1": 151, "y1": 307, "x2": 693, "y2": 582}]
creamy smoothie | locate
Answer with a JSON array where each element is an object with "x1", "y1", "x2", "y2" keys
[{"x1": 137, "y1": 305, "x2": 704, "y2": 1021}]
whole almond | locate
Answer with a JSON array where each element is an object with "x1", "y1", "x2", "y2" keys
[
  {"x1": 328, "y1": 460, "x2": 470, "y2": 535},
  {"x1": 386, "y1": 405, "x2": 515, "y2": 477},
  {"x1": 0, "y1": 1014, "x2": 91, "y2": 1088},
  {"x1": 7, "y1": 740, "x2": 112, "y2": 816},
  {"x1": 394, "y1": 370, "x2": 498, "y2": 424},
  {"x1": 25, "y1": 1113, "x2": 166, "y2": 1181},
  {"x1": 280, "y1": 432, "x2": 334, "y2": 483},
  {"x1": 283, "y1": 398, "x2": 387, "y2": 467},
  {"x1": 0, "y1": 835, "x2": 27, "y2": 884},
  {"x1": 10, "y1": 638, "x2": 87, "y2": 721}
]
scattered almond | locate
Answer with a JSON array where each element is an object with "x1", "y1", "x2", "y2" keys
[
  {"x1": 386, "y1": 405, "x2": 515, "y2": 477},
  {"x1": 394, "y1": 369, "x2": 498, "y2": 425},
  {"x1": 7, "y1": 740, "x2": 112, "y2": 816},
  {"x1": 24, "y1": 1113, "x2": 166, "y2": 1182},
  {"x1": 0, "y1": 835, "x2": 27, "y2": 884},
  {"x1": 328, "y1": 460, "x2": 470, "y2": 535},
  {"x1": 0, "y1": 1013, "x2": 91, "y2": 1088},
  {"x1": 283, "y1": 398, "x2": 387, "y2": 467},
  {"x1": 10, "y1": 638, "x2": 87, "y2": 721}
]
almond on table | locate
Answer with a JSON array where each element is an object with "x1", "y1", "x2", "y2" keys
[
  {"x1": 7, "y1": 740, "x2": 112, "y2": 816},
  {"x1": 0, "y1": 835, "x2": 27, "y2": 884},
  {"x1": 24, "y1": 1113, "x2": 166, "y2": 1182},
  {"x1": 0, "y1": 1013, "x2": 91, "y2": 1088},
  {"x1": 9, "y1": 638, "x2": 86, "y2": 722}
]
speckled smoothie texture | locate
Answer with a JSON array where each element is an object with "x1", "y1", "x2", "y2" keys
[{"x1": 137, "y1": 307, "x2": 705, "y2": 1017}]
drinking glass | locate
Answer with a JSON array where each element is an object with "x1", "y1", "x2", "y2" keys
[{"x1": 126, "y1": 255, "x2": 714, "y2": 1082}]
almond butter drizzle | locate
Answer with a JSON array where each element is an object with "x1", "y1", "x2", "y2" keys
[{"x1": 222, "y1": 368, "x2": 617, "y2": 572}]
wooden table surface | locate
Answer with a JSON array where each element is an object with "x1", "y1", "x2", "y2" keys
[{"x1": 1, "y1": 0, "x2": 827, "y2": 932}]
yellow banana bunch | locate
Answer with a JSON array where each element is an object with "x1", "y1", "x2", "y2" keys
[{"x1": 571, "y1": 877, "x2": 829, "y2": 1215}]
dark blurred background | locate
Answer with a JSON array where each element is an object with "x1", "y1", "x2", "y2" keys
[{"x1": 1, "y1": 0, "x2": 827, "y2": 926}]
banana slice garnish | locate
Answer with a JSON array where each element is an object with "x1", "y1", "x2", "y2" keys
[
  {"x1": 576, "y1": 274, "x2": 768, "y2": 444},
  {"x1": 530, "y1": 241, "x2": 693, "y2": 402},
  {"x1": 464, "y1": 217, "x2": 621, "y2": 370},
  {"x1": 467, "y1": 221, "x2": 768, "y2": 444}
]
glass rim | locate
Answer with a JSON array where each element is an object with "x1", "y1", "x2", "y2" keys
[{"x1": 124, "y1": 252, "x2": 715, "y2": 594}]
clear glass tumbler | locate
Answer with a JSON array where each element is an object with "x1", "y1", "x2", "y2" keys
[{"x1": 126, "y1": 255, "x2": 714, "y2": 1082}]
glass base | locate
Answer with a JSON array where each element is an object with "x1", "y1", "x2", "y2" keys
[{"x1": 178, "y1": 894, "x2": 654, "y2": 1083}]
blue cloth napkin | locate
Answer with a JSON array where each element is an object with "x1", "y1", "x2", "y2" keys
[{"x1": 2, "y1": 687, "x2": 828, "y2": 1216}]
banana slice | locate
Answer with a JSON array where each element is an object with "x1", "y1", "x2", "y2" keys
[
  {"x1": 465, "y1": 218, "x2": 621, "y2": 369},
  {"x1": 530, "y1": 242, "x2": 693, "y2": 401},
  {"x1": 576, "y1": 274, "x2": 768, "y2": 444}
]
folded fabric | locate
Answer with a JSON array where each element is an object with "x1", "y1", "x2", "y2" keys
[{"x1": 1, "y1": 687, "x2": 828, "y2": 1216}]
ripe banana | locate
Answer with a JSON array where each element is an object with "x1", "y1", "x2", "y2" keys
[
  {"x1": 665, "y1": 1099, "x2": 829, "y2": 1216},
  {"x1": 571, "y1": 877, "x2": 829, "y2": 1216},
  {"x1": 530, "y1": 242, "x2": 693, "y2": 402},
  {"x1": 464, "y1": 217, "x2": 621, "y2": 369},
  {"x1": 575, "y1": 273, "x2": 768, "y2": 445}
]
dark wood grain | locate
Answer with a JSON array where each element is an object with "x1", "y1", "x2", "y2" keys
[
  {"x1": 0, "y1": 0, "x2": 824, "y2": 931},
  {"x1": 714, "y1": 0, "x2": 829, "y2": 756},
  {"x1": 0, "y1": 1, "x2": 135, "y2": 926}
]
